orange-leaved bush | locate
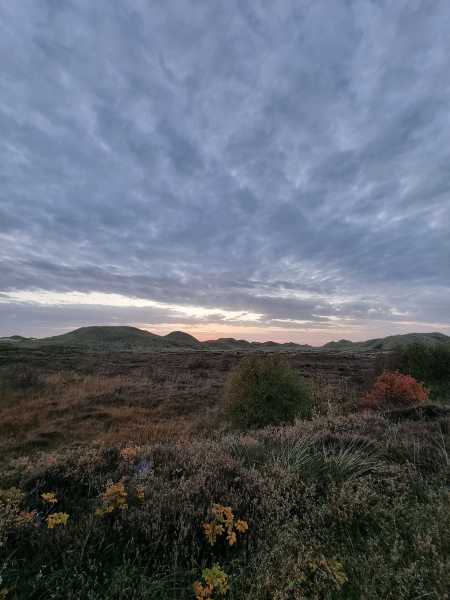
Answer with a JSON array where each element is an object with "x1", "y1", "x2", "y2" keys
[{"x1": 362, "y1": 371, "x2": 428, "y2": 410}]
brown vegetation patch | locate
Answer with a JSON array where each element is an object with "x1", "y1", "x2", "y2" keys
[{"x1": 0, "y1": 349, "x2": 378, "y2": 462}]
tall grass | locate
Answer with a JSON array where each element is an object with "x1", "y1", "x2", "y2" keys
[{"x1": 271, "y1": 435, "x2": 384, "y2": 482}]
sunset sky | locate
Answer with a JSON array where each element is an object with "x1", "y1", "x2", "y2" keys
[{"x1": 1, "y1": 1, "x2": 449, "y2": 345}]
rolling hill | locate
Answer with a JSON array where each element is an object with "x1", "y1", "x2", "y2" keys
[
  {"x1": 0, "y1": 327, "x2": 449, "y2": 353},
  {"x1": 0, "y1": 326, "x2": 176, "y2": 352},
  {"x1": 323, "y1": 332, "x2": 450, "y2": 352},
  {"x1": 0, "y1": 335, "x2": 33, "y2": 343},
  {"x1": 164, "y1": 331, "x2": 201, "y2": 347}
]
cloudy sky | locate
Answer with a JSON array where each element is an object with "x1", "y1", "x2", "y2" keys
[{"x1": 1, "y1": 1, "x2": 449, "y2": 345}]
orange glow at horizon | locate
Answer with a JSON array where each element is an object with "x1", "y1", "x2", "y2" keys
[
  {"x1": 136, "y1": 320, "x2": 450, "y2": 347},
  {"x1": 137, "y1": 321, "x2": 336, "y2": 345}
]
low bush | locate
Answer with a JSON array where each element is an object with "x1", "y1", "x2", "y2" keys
[
  {"x1": 224, "y1": 356, "x2": 313, "y2": 429},
  {"x1": 391, "y1": 343, "x2": 450, "y2": 383},
  {"x1": 362, "y1": 371, "x2": 428, "y2": 410}
]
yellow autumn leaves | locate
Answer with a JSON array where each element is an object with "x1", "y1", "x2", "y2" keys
[
  {"x1": 193, "y1": 565, "x2": 229, "y2": 600},
  {"x1": 3, "y1": 485, "x2": 247, "y2": 600},
  {"x1": 95, "y1": 481, "x2": 128, "y2": 516},
  {"x1": 95, "y1": 480, "x2": 145, "y2": 517},
  {"x1": 3, "y1": 479, "x2": 145, "y2": 537},
  {"x1": 202, "y1": 504, "x2": 248, "y2": 547},
  {"x1": 41, "y1": 492, "x2": 58, "y2": 505},
  {"x1": 194, "y1": 504, "x2": 249, "y2": 599},
  {"x1": 9, "y1": 490, "x2": 70, "y2": 530},
  {"x1": 39, "y1": 491, "x2": 70, "y2": 529},
  {"x1": 46, "y1": 512, "x2": 70, "y2": 529}
]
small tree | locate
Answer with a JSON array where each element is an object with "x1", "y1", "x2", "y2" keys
[
  {"x1": 224, "y1": 355, "x2": 313, "y2": 429},
  {"x1": 362, "y1": 371, "x2": 428, "y2": 411}
]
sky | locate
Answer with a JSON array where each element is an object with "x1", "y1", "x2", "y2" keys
[{"x1": 1, "y1": 0, "x2": 449, "y2": 345}]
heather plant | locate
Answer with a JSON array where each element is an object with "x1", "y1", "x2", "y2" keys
[
  {"x1": 225, "y1": 356, "x2": 313, "y2": 429},
  {"x1": 266, "y1": 552, "x2": 348, "y2": 599},
  {"x1": 1, "y1": 412, "x2": 450, "y2": 598},
  {"x1": 0, "y1": 487, "x2": 24, "y2": 547}
]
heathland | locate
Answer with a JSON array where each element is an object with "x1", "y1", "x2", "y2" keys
[{"x1": 0, "y1": 329, "x2": 450, "y2": 599}]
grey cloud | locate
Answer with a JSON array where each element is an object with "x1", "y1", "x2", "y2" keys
[{"x1": 0, "y1": 0, "x2": 449, "y2": 339}]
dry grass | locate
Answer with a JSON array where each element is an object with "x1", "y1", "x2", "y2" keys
[
  {"x1": 0, "y1": 349, "x2": 376, "y2": 463},
  {"x1": 0, "y1": 371, "x2": 225, "y2": 457}
]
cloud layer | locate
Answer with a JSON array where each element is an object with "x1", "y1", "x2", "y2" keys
[{"x1": 1, "y1": 1, "x2": 449, "y2": 342}]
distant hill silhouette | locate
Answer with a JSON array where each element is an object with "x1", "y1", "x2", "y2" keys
[
  {"x1": 164, "y1": 331, "x2": 201, "y2": 347},
  {"x1": 0, "y1": 326, "x2": 449, "y2": 353},
  {"x1": 323, "y1": 332, "x2": 450, "y2": 352},
  {"x1": 0, "y1": 326, "x2": 174, "y2": 351}
]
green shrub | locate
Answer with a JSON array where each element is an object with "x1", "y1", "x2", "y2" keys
[
  {"x1": 224, "y1": 356, "x2": 313, "y2": 429},
  {"x1": 393, "y1": 343, "x2": 450, "y2": 383}
]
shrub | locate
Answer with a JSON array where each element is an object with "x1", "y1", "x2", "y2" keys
[
  {"x1": 362, "y1": 371, "x2": 428, "y2": 411},
  {"x1": 390, "y1": 343, "x2": 450, "y2": 383},
  {"x1": 385, "y1": 343, "x2": 450, "y2": 402},
  {"x1": 224, "y1": 356, "x2": 313, "y2": 429}
]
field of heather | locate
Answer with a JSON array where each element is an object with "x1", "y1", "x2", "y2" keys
[{"x1": 1, "y1": 346, "x2": 450, "y2": 599}]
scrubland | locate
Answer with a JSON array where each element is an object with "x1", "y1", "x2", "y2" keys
[{"x1": 0, "y1": 346, "x2": 449, "y2": 599}]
